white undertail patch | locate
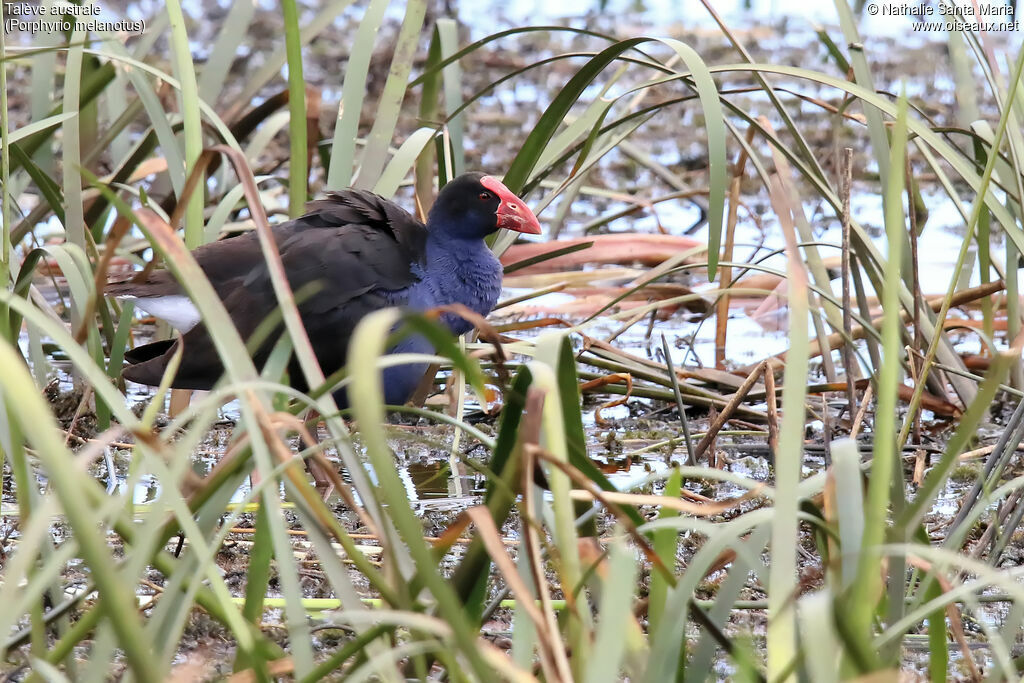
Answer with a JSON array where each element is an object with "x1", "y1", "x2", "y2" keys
[{"x1": 121, "y1": 295, "x2": 201, "y2": 332}]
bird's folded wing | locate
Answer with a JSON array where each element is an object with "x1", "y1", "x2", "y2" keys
[{"x1": 111, "y1": 188, "x2": 429, "y2": 389}]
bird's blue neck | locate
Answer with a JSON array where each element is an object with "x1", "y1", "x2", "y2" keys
[
  {"x1": 425, "y1": 231, "x2": 491, "y2": 260},
  {"x1": 415, "y1": 231, "x2": 503, "y2": 335}
]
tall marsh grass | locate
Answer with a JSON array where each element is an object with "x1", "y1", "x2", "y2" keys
[{"x1": 1, "y1": 0, "x2": 1023, "y2": 680}]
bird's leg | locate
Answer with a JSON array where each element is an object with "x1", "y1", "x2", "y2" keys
[
  {"x1": 407, "y1": 363, "x2": 440, "y2": 408},
  {"x1": 302, "y1": 408, "x2": 336, "y2": 500},
  {"x1": 168, "y1": 388, "x2": 192, "y2": 418}
]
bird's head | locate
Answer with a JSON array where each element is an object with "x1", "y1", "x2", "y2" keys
[{"x1": 427, "y1": 172, "x2": 542, "y2": 240}]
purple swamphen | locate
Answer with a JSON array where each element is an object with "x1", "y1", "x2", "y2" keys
[{"x1": 107, "y1": 172, "x2": 542, "y2": 406}]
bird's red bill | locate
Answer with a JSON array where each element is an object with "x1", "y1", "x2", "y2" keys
[{"x1": 481, "y1": 175, "x2": 542, "y2": 235}]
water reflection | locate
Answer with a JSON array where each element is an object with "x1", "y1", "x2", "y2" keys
[{"x1": 406, "y1": 460, "x2": 451, "y2": 498}]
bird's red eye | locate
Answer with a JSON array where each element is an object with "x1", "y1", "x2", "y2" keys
[{"x1": 479, "y1": 192, "x2": 493, "y2": 201}]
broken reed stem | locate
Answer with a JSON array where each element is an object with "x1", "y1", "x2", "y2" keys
[
  {"x1": 850, "y1": 382, "x2": 873, "y2": 440},
  {"x1": 62, "y1": 385, "x2": 95, "y2": 447},
  {"x1": 905, "y1": 344, "x2": 922, "y2": 448},
  {"x1": 822, "y1": 394, "x2": 831, "y2": 466},
  {"x1": 715, "y1": 126, "x2": 754, "y2": 369},
  {"x1": 716, "y1": 175, "x2": 741, "y2": 369},
  {"x1": 693, "y1": 361, "x2": 768, "y2": 461},
  {"x1": 906, "y1": 152, "x2": 923, "y2": 446},
  {"x1": 605, "y1": 305, "x2": 651, "y2": 343},
  {"x1": 974, "y1": 489, "x2": 1024, "y2": 561},
  {"x1": 840, "y1": 147, "x2": 858, "y2": 425},
  {"x1": 661, "y1": 332, "x2": 696, "y2": 467},
  {"x1": 764, "y1": 365, "x2": 779, "y2": 458}
]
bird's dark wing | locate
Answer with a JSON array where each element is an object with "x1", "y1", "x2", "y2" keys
[{"x1": 116, "y1": 188, "x2": 428, "y2": 390}]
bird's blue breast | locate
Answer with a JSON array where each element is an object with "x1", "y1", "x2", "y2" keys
[
  {"x1": 371, "y1": 239, "x2": 501, "y2": 405},
  {"x1": 389, "y1": 237, "x2": 503, "y2": 335}
]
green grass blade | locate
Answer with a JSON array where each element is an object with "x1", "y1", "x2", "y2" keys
[
  {"x1": 765, "y1": 173, "x2": 811, "y2": 680},
  {"x1": 9, "y1": 111, "x2": 76, "y2": 144},
  {"x1": 356, "y1": 0, "x2": 427, "y2": 188},
  {"x1": 436, "y1": 18, "x2": 464, "y2": 175},
  {"x1": 282, "y1": 0, "x2": 307, "y2": 217},
  {"x1": 326, "y1": 0, "x2": 389, "y2": 189},
  {"x1": 373, "y1": 127, "x2": 436, "y2": 197},
  {"x1": 0, "y1": 0, "x2": 9, "y2": 343},
  {"x1": 832, "y1": 0, "x2": 892, "y2": 190},
  {"x1": 846, "y1": 92, "x2": 910, "y2": 671},
  {"x1": 0, "y1": 342, "x2": 159, "y2": 682},
  {"x1": 60, "y1": 27, "x2": 85, "y2": 332},
  {"x1": 9, "y1": 142, "x2": 64, "y2": 226},
  {"x1": 347, "y1": 308, "x2": 501, "y2": 678},
  {"x1": 164, "y1": 0, "x2": 205, "y2": 247},
  {"x1": 530, "y1": 333, "x2": 591, "y2": 672},
  {"x1": 647, "y1": 467, "x2": 680, "y2": 638},
  {"x1": 197, "y1": 0, "x2": 254, "y2": 104},
  {"x1": 233, "y1": 0, "x2": 355, "y2": 112},
  {"x1": 798, "y1": 591, "x2": 840, "y2": 683},
  {"x1": 585, "y1": 535, "x2": 641, "y2": 683},
  {"x1": 830, "y1": 439, "x2": 864, "y2": 590}
]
